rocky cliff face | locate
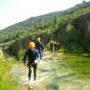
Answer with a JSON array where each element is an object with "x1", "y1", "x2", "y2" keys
[
  {"x1": 73, "y1": 14, "x2": 90, "y2": 38},
  {"x1": 87, "y1": 20, "x2": 90, "y2": 37}
]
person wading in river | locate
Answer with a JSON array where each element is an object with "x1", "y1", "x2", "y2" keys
[
  {"x1": 23, "y1": 42, "x2": 40, "y2": 81},
  {"x1": 35, "y1": 37, "x2": 45, "y2": 59}
]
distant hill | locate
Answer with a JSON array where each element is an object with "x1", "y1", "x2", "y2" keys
[{"x1": 0, "y1": 1, "x2": 90, "y2": 53}]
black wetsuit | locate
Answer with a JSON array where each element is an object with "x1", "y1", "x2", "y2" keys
[
  {"x1": 23, "y1": 48, "x2": 40, "y2": 80},
  {"x1": 35, "y1": 41, "x2": 45, "y2": 59}
]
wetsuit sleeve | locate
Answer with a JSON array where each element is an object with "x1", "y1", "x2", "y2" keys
[
  {"x1": 41, "y1": 42, "x2": 45, "y2": 51},
  {"x1": 23, "y1": 49, "x2": 28, "y2": 63},
  {"x1": 34, "y1": 49, "x2": 40, "y2": 61}
]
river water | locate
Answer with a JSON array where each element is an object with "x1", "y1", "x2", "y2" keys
[{"x1": 11, "y1": 52, "x2": 90, "y2": 90}]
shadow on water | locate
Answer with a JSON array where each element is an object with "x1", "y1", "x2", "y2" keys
[
  {"x1": 53, "y1": 73, "x2": 77, "y2": 86},
  {"x1": 41, "y1": 68, "x2": 56, "y2": 72},
  {"x1": 28, "y1": 86, "x2": 33, "y2": 90},
  {"x1": 46, "y1": 84, "x2": 59, "y2": 90},
  {"x1": 54, "y1": 73, "x2": 76, "y2": 80},
  {"x1": 19, "y1": 85, "x2": 34, "y2": 90},
  {"x1": 83, "y1": 54, "x2": 90, "y2": 58}
]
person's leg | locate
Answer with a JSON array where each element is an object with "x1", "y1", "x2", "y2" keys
[
  {"x1": 28, "y1": 64, "x2": 32, "y2": 81},
  {"x1": 40, "y1": 50, "x2": 43, "y2": 58},
  {"x1": 39, "y1": 51, "x2": 42, "y2": 59},
  {"x1": 33, "y1": 63, "x2": 37, "y2": 80}
]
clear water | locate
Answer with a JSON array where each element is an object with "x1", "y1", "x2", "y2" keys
[{"x1": 12, "y1": 53, "x2": 90, "y2": 90}]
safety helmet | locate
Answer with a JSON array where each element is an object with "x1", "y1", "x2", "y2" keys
[
  {"x1": 37, "y1": 37, "x2": 41, "y2": 42},
  {"x1": 29, "y1": 42, "x2": 35, "y2": 49}
]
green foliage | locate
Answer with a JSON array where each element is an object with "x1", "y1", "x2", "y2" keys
[
  {"x1": 0, "y1": 57, "x2": 17, "y2": 90},
  {"x1": 46, "y1": 42, "x2": 51, "y2": 51},
  {"x1": 66, "y1": 24, "x2": 74, "y2": 32},
  {"x1": 18, "y1": 49, "x2": 25, "y2": 60},
  {"x1": 59, "y1": 45, "x2": 83, "y2": 53}
]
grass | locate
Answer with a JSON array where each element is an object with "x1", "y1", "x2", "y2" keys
[{"x1": 0, "y1": 56, "x2": 17, "y2": 90}]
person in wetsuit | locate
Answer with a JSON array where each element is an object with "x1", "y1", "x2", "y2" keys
[
  {"x1": 35, "y1": 38, "x2": 45, "y2": 59},
  {"x1": 23, "y1": 42, "x2": 40, "y2": 81}
]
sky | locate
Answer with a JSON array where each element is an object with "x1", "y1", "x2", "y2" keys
[{"x1": 0, "y1": 0, "x2": 90, "y2": 30}]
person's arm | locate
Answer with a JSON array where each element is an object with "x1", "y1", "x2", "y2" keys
[{"x1": 34, "y1": 48, "x2": 40, "y2": 61}]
